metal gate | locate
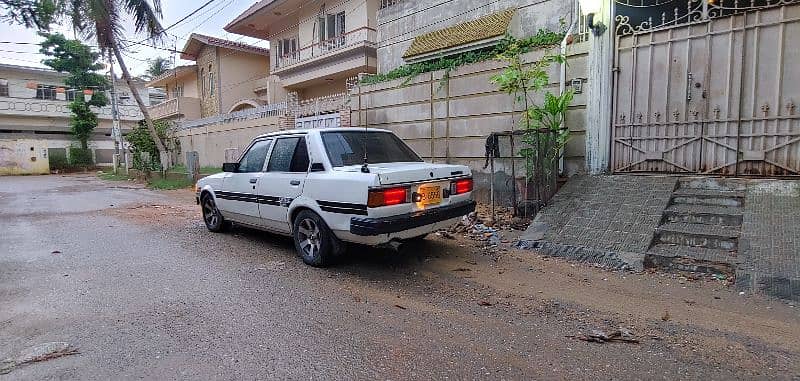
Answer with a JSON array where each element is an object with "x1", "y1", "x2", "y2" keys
[{"x1": 612, "y1": 0, "x2": 800, "y2": 176}]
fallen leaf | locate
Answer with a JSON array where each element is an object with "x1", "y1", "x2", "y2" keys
[
  {"x1": 478, "y1": 300, "x2": 494, "y2": 306},
  {"x1": 662, "y1": 310, "x2": 671, "y2": 321}
]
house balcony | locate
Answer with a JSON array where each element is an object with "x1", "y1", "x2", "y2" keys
[
  {"x1": 273, "y1": 27, "x2": 377, "y2": 88},
  {"x1": 148, "y1": 97, "x2": 201, "y2": 121}
]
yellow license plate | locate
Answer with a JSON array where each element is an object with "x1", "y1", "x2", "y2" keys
[{"x1": 418, "y1": 185, "x2": 442, "y2": 205}]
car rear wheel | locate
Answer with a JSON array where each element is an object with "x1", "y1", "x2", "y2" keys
[
  {"x1": 201, "y1": 194, "x2": 230, "y2": 232},
  {"x1": 293, "y1": 210, "x2": 342, "y2": 267}
]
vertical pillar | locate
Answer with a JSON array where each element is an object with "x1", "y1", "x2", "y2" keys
[{"x1": 585, "y1": 0, "x2": 615, "y2": 174}]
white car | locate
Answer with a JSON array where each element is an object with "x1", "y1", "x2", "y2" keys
[{"x1": 196, "y1": 128, "x2": 476, "y2": 266}]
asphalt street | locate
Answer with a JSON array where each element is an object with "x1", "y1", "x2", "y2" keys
[{"x1": 1, "y1": 174, "x2": 799, "y2": 380}]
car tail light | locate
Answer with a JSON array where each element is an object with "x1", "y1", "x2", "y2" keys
[
  {"x1": 451, "y1": 178, "x2": 473, "y2": 195},
  {"x1": 367, "y1": 187, "x2": 408, "y2": 207}
]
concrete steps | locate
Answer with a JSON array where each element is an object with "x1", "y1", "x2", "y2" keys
[{"x1": 646, "y1": 178, "x2": 745, "y2": 277}]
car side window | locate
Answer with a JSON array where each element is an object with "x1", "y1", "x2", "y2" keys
[
  {"x1": 268, "y1": 137, "x2": 309, "y2": 173},
  {"x1": 238, "y1": 139, "x2": 272, "y2": 173}
]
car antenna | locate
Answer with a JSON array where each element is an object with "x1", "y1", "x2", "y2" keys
[{"x1": 360, "y1": 115, "x2": 370, "y2": 174}]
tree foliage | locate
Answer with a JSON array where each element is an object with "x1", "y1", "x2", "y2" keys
[
  {"x1": 144, "y1": 56, "x2": 171, "y2": 79},
  {"x1": 40, "y1": 32, "x2": 109, "y2": 149},
  {"x1": 0, "y1": 0, "x2": 56, "y2": 29},
  {"x1": 126, "y1": 119, "x2": 173, "y2": 171}
]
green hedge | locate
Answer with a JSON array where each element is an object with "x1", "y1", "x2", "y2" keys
[
  {"x1": 68, "y1": 147, "x2": 93, "y2": 166},
  {"x1": 49, "y1": 152, "x2": 69, "y2": 171}
]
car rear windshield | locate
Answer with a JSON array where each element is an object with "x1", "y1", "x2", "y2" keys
[{"x1": 322, "y1": 131, "x2": 423, "y2": 167}]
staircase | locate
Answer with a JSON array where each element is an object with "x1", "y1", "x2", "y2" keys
[{"x1": 645, "y1": 178, "x2": 746, "y2": 277}]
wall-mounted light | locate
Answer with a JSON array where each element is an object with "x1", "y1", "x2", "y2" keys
[{"x1": 578, "y1": 0, "x2": 606, "y2": 36}]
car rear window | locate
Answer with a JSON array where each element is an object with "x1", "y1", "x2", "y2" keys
[{"x1": 321, "y1": 131, "x2": 423, "y2": 167}]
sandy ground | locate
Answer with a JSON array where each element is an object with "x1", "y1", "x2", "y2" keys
[{"x1": 1, "y1": 174, "x2": 798, "y2": 380}]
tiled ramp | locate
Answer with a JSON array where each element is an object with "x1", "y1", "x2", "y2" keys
[{"x1": 518, "y1": 175, "x2": 800, "y2": 301}]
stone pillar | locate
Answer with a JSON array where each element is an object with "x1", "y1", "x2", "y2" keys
[
  {"x1": 584, "y1": 0, "x2": 615, "y2": 174},
  {"x1": 339, "y1": 106, "x2": 351, "y2": 127}
]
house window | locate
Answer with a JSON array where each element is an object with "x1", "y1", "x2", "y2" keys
[
  {"x1": 277, "y1": 38, "x2": 297, "y2": 58},
  {"x1": 0, "y1": 79, "x2": 8, "y2": 97},
  {"x1": 36, "y1": 84, "x2": 58, "y2": 100},
  {"x1": 319, "y1": 11, "x2": 345, "y2": 50},
  {"x1": 66, "y1": 89, "x2": 77, "y2": 102},
  {"x1": 208, "y1": 65, "x2": 214, "y2": 97},
  {"x1": 172, "y1": 85, "x2": 183, "y2": 98},
  {"x1": 202, "y1": 69, "x2": 207, "y2": 95}
]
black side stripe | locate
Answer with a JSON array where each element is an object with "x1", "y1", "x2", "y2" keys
[
  {"x1": 216, "y1": 191, "x2": 282, "y2": 206},
  {"x1": 318, "y1": 200, "x2": 368, "y2": 216}
]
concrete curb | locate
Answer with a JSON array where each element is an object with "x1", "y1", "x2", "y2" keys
[{"x1": 515, "y1": 239, "x2": 644, "y2": 272}]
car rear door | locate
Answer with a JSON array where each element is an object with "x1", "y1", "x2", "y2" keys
[
  {"x1": 256, "y1": 136, "x2": 310, "y2": 233},
  {"x1": 217, "y1": 138, "x2": 273, "y2": 227}
]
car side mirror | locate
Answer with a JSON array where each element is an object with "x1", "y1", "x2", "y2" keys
[
  {"x1": 309, "y1": 163, "x2": 325, "y2": 172},
  {"x1": 222, "y1": 162, "x2": 240, "y2": 172}
]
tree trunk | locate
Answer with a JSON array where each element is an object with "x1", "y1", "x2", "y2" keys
[{"x1": 110, "y1": 44, "x2": 171, "y2": 169}]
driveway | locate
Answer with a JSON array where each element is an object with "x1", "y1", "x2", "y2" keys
[{"x1": 1, "y1": 174, "x2": 799, "y2": 380}]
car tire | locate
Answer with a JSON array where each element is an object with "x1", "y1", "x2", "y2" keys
[
  {"x1": 293, "y1": 210, "x2": 342, "y2": 267},
  {"x1": 201, "y1": 193, "x2": 231, "y2": 233}
]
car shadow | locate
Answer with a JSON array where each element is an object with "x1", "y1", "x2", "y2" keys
[{"x1": 227, "y1": 223, "x2": 449, "y2": 281}]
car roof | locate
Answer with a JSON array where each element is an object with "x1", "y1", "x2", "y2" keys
[{"x1": 254, "y1": 127, "x2": 392, "y2": 139}]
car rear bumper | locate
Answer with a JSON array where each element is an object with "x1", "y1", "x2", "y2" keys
[{"x1": 349, "y1": 200, "x2": 476, "y2": 236}]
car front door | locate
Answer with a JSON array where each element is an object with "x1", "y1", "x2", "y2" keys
[
  {"x1": 257, "y1": 136, "x2": 310, "y2": 233},
  {"x1": 217, "y1": 138, "x2": 273, "y2": 227}
]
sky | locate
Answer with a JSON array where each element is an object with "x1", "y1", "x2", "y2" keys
[{"x1": 0, "y1": 0, "x2": 267, "y2": 77}]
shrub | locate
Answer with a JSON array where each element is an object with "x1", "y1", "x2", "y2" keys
[{"x1": 68, "y1": 147, "x2": 93, "y2": 167}]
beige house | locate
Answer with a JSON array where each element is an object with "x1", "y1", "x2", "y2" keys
[
  {"x1": 0, "y1": 63, "x2": 144, "y2": 173},
  {"x1": 224, "y1": 0, "x2": 379, "y2": 127},
  {"x1": 146, "y1": 34, "x2": 275, "y2": 122}
]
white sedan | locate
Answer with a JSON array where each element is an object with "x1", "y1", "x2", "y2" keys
[{"x1": 196, "y1": 128, "x2": 476, "y2": 266}]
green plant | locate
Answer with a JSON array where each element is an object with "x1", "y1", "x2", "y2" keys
[
  {"x1": 490, "y1": 41, "x2": 573, "y2": 182},
  {"x1": 126, "y1": 119, "x2": 174, "y2": 172},
  {"x1": 360, "y1": 30, "x2": 564, "y2": 86},
  {"x1": 68, "y1": 147, "x2": 93, "y2": 167}
]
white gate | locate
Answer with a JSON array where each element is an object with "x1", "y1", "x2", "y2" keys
[{"x1": 612, "y1": 0, "x2": 800, "y2": 176}]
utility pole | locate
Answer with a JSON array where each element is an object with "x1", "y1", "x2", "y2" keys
[{"x1": 108, "y1": 54, "x2": 123, "y2": 174}]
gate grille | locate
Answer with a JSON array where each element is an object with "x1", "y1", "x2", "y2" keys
[{"x1": 612, "y1": 1, "x2": 800, "y2": 176}]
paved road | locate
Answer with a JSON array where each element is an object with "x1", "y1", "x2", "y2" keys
[{"x1": 1, "y1": 175, "x2": 799, "y2": 380}]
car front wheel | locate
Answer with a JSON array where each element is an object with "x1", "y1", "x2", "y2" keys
[
  {"x1": 293, "y1": 210, "x2": 342, "y2": 267},
  {"x1": 201, "y1": 194, "x2": 230, "y2": 232}
]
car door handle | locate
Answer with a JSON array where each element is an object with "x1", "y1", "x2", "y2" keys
[
  {"x1": 249, "y1": 178, "x2": 258, "y2": 184},
  {"x1": 290, "y1": 180, "x2": 301, "y2": 186}
]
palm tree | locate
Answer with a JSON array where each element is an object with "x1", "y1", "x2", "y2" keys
[
  {"x1": 1, "y1": 0, "x2": 172, "y2": 168},
  {"x1": 144, "y1": 56, "x2": 172, "y2": 80}
]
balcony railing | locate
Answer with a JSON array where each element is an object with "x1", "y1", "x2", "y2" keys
[
  {"x1": 178, "y1": 102, "x2": 288, "y2": 130},
  {"x1": 275, "y1": 27, "x2": 377, "y2": 70},
  {"x1": 148, "y1": 97, "x2": 201, "y2": 120},
  {"x1": 294, "y1": 93, "x2": 348, "y2": 117},
  {"x1": 0, "y1": 95, "x2": 142, "y2": 120},
  {"x1": 380, "y1": 0, "x2": 403, "y2": 9}
]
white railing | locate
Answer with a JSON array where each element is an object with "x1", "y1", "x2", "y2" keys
[
  {"x1": 147, "y1": 97, "x2": 201, "y2": 120},
  {"x1": 178, "y1": 102, "x2": 288, "y2": 130},
  {"x1": 275, "y1": 27, "x2": 377, "y2": 69},
  {"x1": 380, "y1": 0, "x2": 403, "y2": 9},
  {"x1": 295, "y1": 93, "x2": 348, "y2": 117}
]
